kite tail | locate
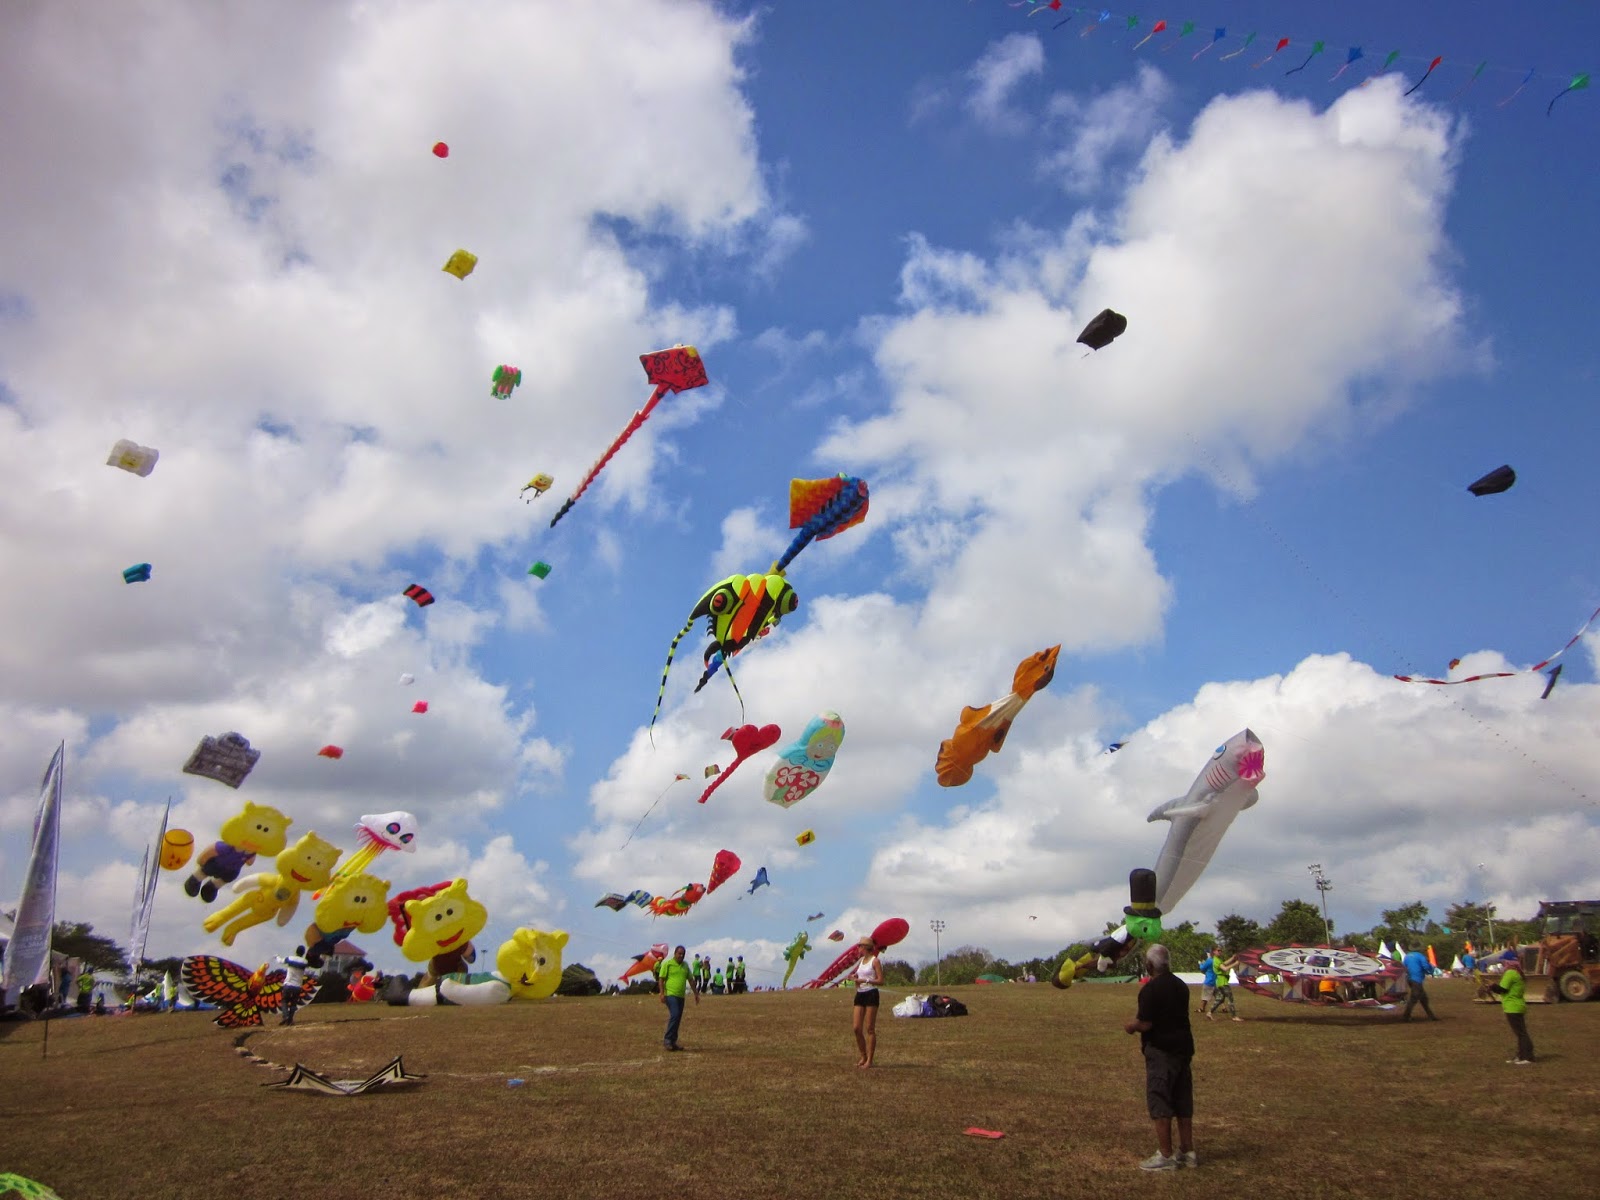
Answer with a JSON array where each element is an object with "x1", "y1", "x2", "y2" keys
[
  {"x1": 723, "y1": 650, "x2": 747, "y2": 724},
  {"x1": 649, "y1": 616, "x2": 696, "y2": 745},
  {"x1": 1053, "y1": 15, "x2": 1074, "y2": 30},
  {"x1": 1498, "y1": 68, "x2": 1536, "y2": 108},
  {"x1": 1405, "y1": 58, "x2": 1442, "y2": 96},
  {"x1": 1285, "y1": 51, "x2": 1315, "y2": 76},
  {"x1": 693, "y1": 652, "x2": 724, "y2": 694},
  {"x1": 550, "y1": 383, "x2": 669, "y2": 529},
  {"x1": 773, "y1": 478, "x2": 869, "y2": 575}
]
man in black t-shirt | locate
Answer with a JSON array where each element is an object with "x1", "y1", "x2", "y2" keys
[{"x1": 1123, "y1": 944, "x2": 1196, "y2": 1171}]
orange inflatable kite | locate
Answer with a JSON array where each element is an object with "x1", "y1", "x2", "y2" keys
[{"x1": 935, "y1": 645, "x2": 1060, "y2": 787}]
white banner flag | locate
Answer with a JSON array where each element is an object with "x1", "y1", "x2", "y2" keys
[{"x1": 2, "y1": 743, "x2": 64, "y2": 1005}]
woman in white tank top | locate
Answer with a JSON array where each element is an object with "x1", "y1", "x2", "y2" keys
[{"x1": 852, "y1": 937, "x2": 884, "y2": 1068}]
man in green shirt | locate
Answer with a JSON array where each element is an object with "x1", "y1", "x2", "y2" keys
[
  {"x1": 1490, "y1": 957, "x2": 1535, "y2": 1064},
  {"x1": 656, "y1": 944, "x2": 698, "y2": 1051}
]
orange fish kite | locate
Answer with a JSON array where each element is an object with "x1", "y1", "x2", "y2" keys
[{"x1": 935, "y1": 645, "x2": 1060, "y2": 787}]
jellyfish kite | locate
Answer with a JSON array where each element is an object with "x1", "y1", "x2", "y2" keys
[
  {"x1": 549, "y1": 345, "x2": 708, "y2": 529},
  {"x1": 316, "y1": 811, "x2": 417, "y2": 899},
  {"x1": 936, "y1": 646, "x2": 1060, "y2": 786},
  {"x1": 1076, "y1": 308, "x2": 1127, "y2": 351}
]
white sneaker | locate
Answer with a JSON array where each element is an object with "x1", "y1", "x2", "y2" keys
[
  {"x1": 1139, "y1": 1153, "x2": 1178, "y2": 1172},
  {"x1": 1512, "y1": 1059, "x2": 1533, "y2": 1065},
  {"x1": 1177, "y1": 1150, "x2": 1198, "y2": 1168}
]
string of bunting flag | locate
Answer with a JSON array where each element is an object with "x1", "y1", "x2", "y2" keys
[{"x1": 1005, "y1": 3, "x2": 1591, "y2": 115}]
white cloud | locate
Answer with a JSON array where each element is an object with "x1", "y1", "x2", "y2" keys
[
  {"x1": 1043, "y1": 63, "x2": 1173, "y2": 192},
  {"x1": 965, "y1": 33, "x2": 1045, "y2": 129}
]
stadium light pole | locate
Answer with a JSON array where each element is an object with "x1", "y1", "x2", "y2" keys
[
  {"x1": 1476, "y1": 863, "x2": 1497, "y2": 947},
  {"x1": 1308, "y1": 863, "x2": 1334, "y2": 945},
  {"x1": 930, "y1": 919, "x2": 946, "y2": 988}
]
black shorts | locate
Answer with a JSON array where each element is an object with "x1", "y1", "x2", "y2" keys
[
  {"x1": 1143, "y1": 1045, "x2": 1193, "y2": 1119},
  {"x1": 853, "y1": 989, "x2": 880, "y2": 1008}
]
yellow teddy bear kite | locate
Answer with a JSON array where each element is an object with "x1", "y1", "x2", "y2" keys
[
  {"x1": 202, "y1": 832, "x2": 341, "y2": 947},
  {"x1": 391, "y1": 878, "x2": 488, "y2": 984},
  {"x1": 302, "y1": 872, "x2": 391, "y2": 968},
  {"x1": 184, "y1": 801, "x2": 292, "y2": 904}
]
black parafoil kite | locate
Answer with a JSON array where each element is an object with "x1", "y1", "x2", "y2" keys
[
  {"x1": 1467, "y1": 465, "x2": 1515, "y2": 496},
  {"x1": 1076, "y1": 308, "x2": 1128, "y2": 351}
]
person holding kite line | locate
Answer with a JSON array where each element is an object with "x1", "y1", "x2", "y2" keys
[{"x1": 852, "y1": 936, "x2": 884, "y2": 1069}]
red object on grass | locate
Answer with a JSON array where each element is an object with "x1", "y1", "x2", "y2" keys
[{"x1": 964, "y1": 1128, "x2": 1005, "y2": 1140}]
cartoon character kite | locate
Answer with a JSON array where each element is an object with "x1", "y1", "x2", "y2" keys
[
  {"x1": 491, "y1": 365, "x2": 522, "y2": 399},
  {"x1": 936, "y1": 646, "x2": 1061, "y2": 786},
  {"x1": 764, "y1": 712, "x2": 845, "y2": 808},
  {"x1": 549, "y1": 346, "x2": 708, "y2": 528},
  {"x1": 699, "y1": 724, "x2": 782, "y2": 804},
  {"x1": 520, "y1": 473, "x2": 554, "y2": 501},
  {"x1": 317, "y1": 811, "x2": 417, "y2": 899}
]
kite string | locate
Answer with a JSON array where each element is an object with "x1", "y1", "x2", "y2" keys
[{"x1": 1180, "y1": 432, "x2": 1594, "y2": 807}]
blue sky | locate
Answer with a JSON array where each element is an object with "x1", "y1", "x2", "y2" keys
[{"x1": 2, "y1": 1, "x2": 1598, "y2": 988}]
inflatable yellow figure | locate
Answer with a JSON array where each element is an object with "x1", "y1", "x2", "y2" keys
[
  {"x1": 498, "y1": 928, "x2": 569, "y2": 1000},
  {"x1": 185, "y1": 802, "x2": 292, "y2": 904},
  {"x1": 302, "y1": 872, "x2": 391, "y2": 967},
  {"x1": 395, "y1": 878, "x2": 488, "y2": 983},
  {"x1": 203, "y1": 832, "x2": 341, "y2": 947}
]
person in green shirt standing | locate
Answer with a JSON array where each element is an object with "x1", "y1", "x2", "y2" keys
[
  {"x1": 1490, "y1": 956, "x2": 1534, "y2": 1064},
  {"x1": 656, "y1": 944, "x2": 698, "y2": 1051}
]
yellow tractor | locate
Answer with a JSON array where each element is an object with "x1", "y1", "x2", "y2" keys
[{"x1": 1516, "y1": 901, "x2": 1600, "y2": 1003}]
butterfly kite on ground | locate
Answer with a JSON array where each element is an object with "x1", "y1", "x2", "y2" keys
[
  {"x1": 936, "y1": 646, "x2": 1061, "y2": 786},
  {"x1": 550, "y1": 346, "x2": 708, "y2": 529},
  {"x1": 181, "y1": 955, "x2": 316, "y2": 1028}
]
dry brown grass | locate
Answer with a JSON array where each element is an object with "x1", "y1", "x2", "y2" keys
[{"x1": 2, "y1": 978, "x2": 1597, "y2": 1198}]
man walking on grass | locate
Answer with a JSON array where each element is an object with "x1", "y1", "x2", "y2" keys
[
  {"x1": 656, "y1": 944, "x2": 698, "y2": 1051},
  {"x1": 1123, "y1": 944, "x2": 1197, "y2": 1171},
  {"x1": 1401, "y1": 946, "x2": 1439, "y2": 1021}
]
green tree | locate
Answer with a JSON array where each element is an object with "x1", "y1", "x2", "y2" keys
[
  {"x1": 1381, "y1": 902, "x2": 1429, "y2": 936},
  {"x1": 1215, "y1": 913, "x2": 1264, "y2": 955},
  {"x1": 1156, "y1": 921, "x2": 1216, "y2": 972},
  {"x1": 51, "y1": 922, "x2": 126, "y2": 971},
  {"x1": 1444, "y1": 901, "x2": 1497, "y2": 946},
  {"x1": 1264, "y1": 899, "x2": 1327, "y2": 945},
  {"x1": 880, "y1": 958, "x2": 915, "y2": 986},
  {"x1": 915, "y1": 945, "x2": 992, "y2": 986}
]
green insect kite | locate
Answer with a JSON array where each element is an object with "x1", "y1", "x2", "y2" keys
[{"x1": 650, "y1": 572, "x2": 798, "y2": 741}]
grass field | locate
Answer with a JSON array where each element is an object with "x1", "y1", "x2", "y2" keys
[{"x1": 2, "y1": 978, "x2": 1597, "y2": 1199}]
